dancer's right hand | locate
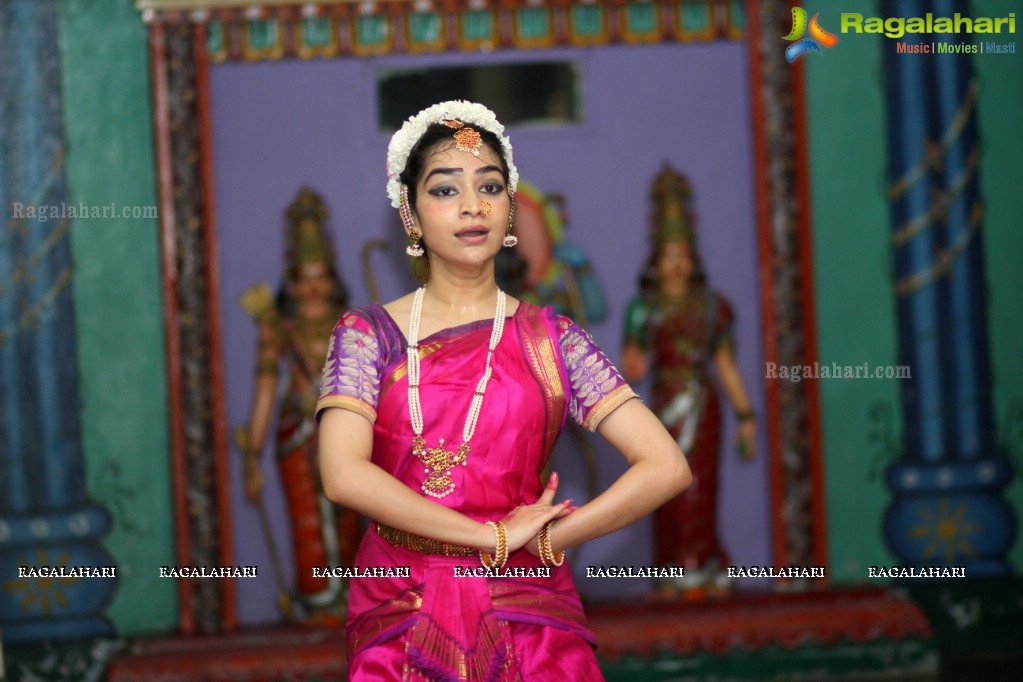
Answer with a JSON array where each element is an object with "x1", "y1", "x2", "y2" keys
[{"x1": 499, "y1": 472, "x2": 574, "y2": 553}]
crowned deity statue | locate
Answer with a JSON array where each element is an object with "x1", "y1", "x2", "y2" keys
[
  {"x1": 237, "y1": 187, "x2": 360, "y2": 622},
  {"x1": 622, "y1": 165, "x2": 757, "y2": 596}
]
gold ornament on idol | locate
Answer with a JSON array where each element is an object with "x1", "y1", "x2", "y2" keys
[{"x1": 407, "y1": 286, "x2": 507, "y2": 498}]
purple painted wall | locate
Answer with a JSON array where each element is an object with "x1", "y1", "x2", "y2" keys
[{"x1": 210, "y1": 41, "x2": 769, "y2": 625}]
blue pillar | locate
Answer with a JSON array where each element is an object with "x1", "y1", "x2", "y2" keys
[
  {"x1": 0, "y1": 0, "x2": 116, "y2": 641},
  {"x1": 881, "y1": 0, "x2": 1014, "y2": 574}
]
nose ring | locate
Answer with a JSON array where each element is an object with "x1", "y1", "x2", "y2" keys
[{"x1": 480, "y1": 200, "x2": 493, "y2": 217}]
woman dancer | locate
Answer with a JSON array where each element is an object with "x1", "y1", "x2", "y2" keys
[{"x1": 318, "y1": 101, "x2": 691, "y2": 680}]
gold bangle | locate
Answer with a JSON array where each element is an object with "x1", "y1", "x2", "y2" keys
[
  {"x1": 538, "y1": 522, "x2": 565, "y2": 567},
  {"x1": 480, "y1": 521, "x2": 508, "y2": 569},
  {"x1": 495, "y1": 522, "x2": 508, "y2": 568}
]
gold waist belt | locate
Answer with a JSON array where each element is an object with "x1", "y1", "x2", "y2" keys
[{"x1": 376, "y1": 523, "x2": 478, "y2": 557}]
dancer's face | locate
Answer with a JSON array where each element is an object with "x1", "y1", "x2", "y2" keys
[{"x1": 413, "y1": 142, "x2": 510, "y2": 273}]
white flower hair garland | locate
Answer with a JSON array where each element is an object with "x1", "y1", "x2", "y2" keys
[{"x1": 386, "y1": 100, "x2": 519, "y2": 208}]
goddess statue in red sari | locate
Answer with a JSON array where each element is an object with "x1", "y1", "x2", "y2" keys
[{"x1": 622, "y1": 165, "x2": 757, "y2": 595}]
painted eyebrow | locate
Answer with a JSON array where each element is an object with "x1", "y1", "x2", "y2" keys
[{"x1": 424, "y1": 165, "x2": 504, "y2": 182}]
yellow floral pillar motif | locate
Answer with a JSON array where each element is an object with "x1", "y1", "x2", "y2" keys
[{"x1": 5, "y1": 550, "x2": 83, "y2": 615}]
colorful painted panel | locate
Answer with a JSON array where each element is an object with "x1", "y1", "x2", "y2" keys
[
  {"x1": 569, "y1": 4, "x2": 608, "y2": 46},
  {"x1": 457, "y1": 9, "x2": 497, "y2": 50},
  {"x1": 353, "y1": 12, "x2": 392, "y2": 56},
  {"x1": 513, "y1": 6, "x2": 555, "y2": 49},
  {"x1": 406, "y1": 11, "x2": 445, "y2": 53},
  {"x1": 140, "y1": 0, "x2": 744, "y2": 61},
  {"x1": 243, "y1": 18, "x2": 284, "y2": 61},
  {"x1": 207, "y1": 20, "x2": 229, "y2": 63},
  {"x1": 677, "y1": 0, "x2": 715, "y2": 41},
  {"x1": 622, "y1": 2, "x2": 660, "y2": 44},
  {"x1": 297, "y1": 16, "x2": 340, "y2": 59}
]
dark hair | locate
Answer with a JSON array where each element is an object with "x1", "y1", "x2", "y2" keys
[{"x1": 398, "y1": 122, "x2": 511, "y2": 212}]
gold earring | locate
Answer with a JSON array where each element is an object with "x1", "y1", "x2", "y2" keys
[
  {"x1": 407, "y1": 229, "x2": 424, "y2": 258},
  {"x1": 502, "y1": 191, "x2": 518, "y2": 248},
  {"x1": 400, "y1": 185, "x2": 424, "y2": 258}
]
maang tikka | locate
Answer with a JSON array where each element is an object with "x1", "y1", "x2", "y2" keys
[
  {"x1": 400, "y1": 184, "x2": 424, "y2": 258},
  {"x1": 442, "y1": 119, "x2": 483, "y2": 156}
]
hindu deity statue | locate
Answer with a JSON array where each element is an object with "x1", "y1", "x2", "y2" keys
[
  {"x1": 237, "y1": 187, "x2": 360, "y2": 622},
  {"x1": 622, "y1": 165, "x2": 757, "y2": 595},
  {"x1": 495, "y1": 179, "x2": 607, "y2": 325}
]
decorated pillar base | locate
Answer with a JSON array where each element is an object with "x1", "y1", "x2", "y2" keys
[
  {"x1": 0, "y1": 504, "x2": 115, "y2": 644},
  {"x1": 884, "y1": 458, "x2": 1015, "y2": 575}
]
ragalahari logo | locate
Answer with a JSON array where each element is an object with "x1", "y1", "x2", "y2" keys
[{"x1": 783, "y1": 7, "x2": 839, "y2": 62}]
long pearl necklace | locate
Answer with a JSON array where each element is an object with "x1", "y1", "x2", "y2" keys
[{"x1": 407, "y1": 286, "x2": 507, "y2": 498}]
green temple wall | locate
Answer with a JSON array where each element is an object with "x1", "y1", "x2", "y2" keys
[
  {"x1": 806, "y1": 0, "x2": 1023, "y2": 580},
  {"x1": 58, "y1": 0, "x2": 178, "y2": 633},
  {"x1": 971, "y1": 0, "x2": 1023, "y2": 573},
  {"x1": 50, "y1": 0, "x2": 1019, "y2": 637}
]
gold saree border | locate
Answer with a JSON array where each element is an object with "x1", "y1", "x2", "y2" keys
[
  {"x1": 487, "y1": 578, "x2": 590, "y2": 629},
  {"x1": 347, "y1": 585, "x2": 424, "y2": 653},
  {"x1": 516, "y1": 303, "x2": 566, "y2": 471},
  {"x1": 381, "y1": 339, "x2": 444, "y2": 395},
  {"x1": 315, "y1": 394, "x2": 377, "y2": 423},
  {"x1": 582, "y1": 384, "x2": 638, "y2": 432}
]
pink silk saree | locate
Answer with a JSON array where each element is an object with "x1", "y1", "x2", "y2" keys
[{"x1": 316, "y1": 301, "x2": 636, "y2": 681}]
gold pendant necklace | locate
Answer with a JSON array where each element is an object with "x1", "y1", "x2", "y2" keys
[{"x1": 406, "y1": 286, "x2": 506, "y2": 498}]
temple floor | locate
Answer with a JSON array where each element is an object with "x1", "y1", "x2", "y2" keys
[{"x1": 5, "y1": 580, "x2": 1022, "y2": 681}]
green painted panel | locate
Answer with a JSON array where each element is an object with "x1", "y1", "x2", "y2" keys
[
  {"x1": 356, "y1": 15, "x2": 388, "y2": 47},
  {"x1": 462, "y1": 10, "x2": 494, "y2": 42},
  {"x1": 246, "y1": 20, "x2": 279, "y2": 51},
  {"x1": 516, "y1": 7, "x2": 550, "y2": 39},
  {"x1": 679, "y1": 1, "x2": 711, "y2": 32},
  {"x1": 971, "y1": 0, "x2": 1023, "y2": 572},
  {"x1": 571, "y1": 5, "x2": 604, "y2": 38},
  {"x1": 301, "y1": 17, "x2": 332, "y2": 48},
  {"x1": 57, "y1": 0, "x2": 177, "y2": 634},
  {"x1": 805, "y1": 0, "x2": 901, "y2": 581},
  {"x1": 208, "y1": 21, "x2": 225, "y2": 54},
  {"x1": 409, "y1": 13, "x2": 442, "y2": 45},
  {"x1": 729, "y1": 0, "x2": 746, "y2": 30},
  {"x1": 625, "y1": 4, "x2": 657, "y2": 34},
  {"x1": 808, "y1": 0, "x2": 1022, "y2": 578}
]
